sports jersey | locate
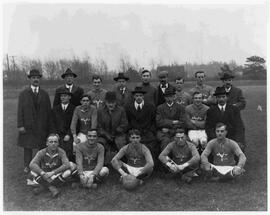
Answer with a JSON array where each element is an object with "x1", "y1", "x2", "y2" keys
[
  {"x1": 201, "y1": 138, "x2": 246, "y2": 167},
  {"x1": 160, "y1": 141, "x2": 200, "y2": 166},
  {"x1": 185, "y1": 103, "x2": 209, "y2": 129},
  {"x1": 87, "y1": 88, "x2": 107, "y2": 108},
  {"x1": 70, "y1": 105, "x2": 97, "y2": 135},
  {"x1": 75, "y1": 142, "x2": 104, "y2": 174}
]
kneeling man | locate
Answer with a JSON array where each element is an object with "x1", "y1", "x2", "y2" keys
[
  {"x1": 159, "y1": 129, "x2": 200, "y2": 183},
  {"x1": 201, "y1": 122, "x2": 246, "y2": 181},
  {"x1": 111, "y1": 129, "x2": 154, "y2": 188},
  {"x1": 29, "y1": 133, "x2": 76, "y2": 197},
  {"x1": 75, "y1": 129, "x2": 109, "y2": 189}
]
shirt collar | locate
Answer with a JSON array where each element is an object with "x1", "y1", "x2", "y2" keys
[
  {"x1": 218, "y1": 104, "x2": 226, "y2": 111},
  {"x1": 134, "y1": 101, "x2": 144, "y2": 109},
  {"x1": 66, "y1": 84, "x2": 73, "y2": 89},
  {"x1": 225, "y1": 86, "x2": 231, "y2": 92},
  {"x1": 167, "y1": 102, "x2": 174, "y2": 107},
  {"x1": 31, "y1": 85, "x2": 39, "y2": 92},
  {"x1": 160, "y1": 83, "x2": 168, "y2": 88}
]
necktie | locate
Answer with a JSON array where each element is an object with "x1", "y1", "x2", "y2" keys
[
  {"x1": 63, "y1": 105, "x2": 66, "y2": 111},
  {"x1": 137, "y1": 105, "x2": 141, "y2": 111},
  {"x1": 34, "y1": 88, "x2": 38, "y2": 95},
  {"x1": 68, "y1": 86, "x2": 72, "y2": 92},
  {"x1": 221, "y1": 106, "x2": 225, "y2": 114}
]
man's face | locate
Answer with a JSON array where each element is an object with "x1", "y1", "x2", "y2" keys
[
  {"x1": 174, "y1": 133, "x2": 186, "y2": 146},
  {"x1": 87, "y1": 130, "x2": 97, "y2": 145},
  {"x1": 117, "y1": 79, "x2": 127, "y2": 88},
  {"x1": 215, "y1": 125, "x2": 227, "y2": 140},
  {"x1": 175, "y1": 79, "x2": 184, "y2": 91},
  {"x1": 65, "y1": 74, "x2": 74, "y2": 85},
  {"x1": 93, "y1": 78, "x2": 102, "y2": 90},
  {"x1": 47, "y1": 136, "x2": 59, "y2": 151},
  {"x1": 30, "y1": 76, "x2": 40, "y2": 87},
  {"x1": 134, "y1": 93, "x2": 144, "y2": 104},
  {"x1": 81, "y1": 96, "x2": 90, "y2": 107},
  {"x1": 60, "y1": 94, "x2": 71, "y2": 104},
  {"x1": 216, "y1": 94, "x2": 227, "y2": 106},
  {"x1": 129, "y1": 134, "x2": 141, "y2": 144},
  {"x1": 159, "y1": 76, "x2": 168, "y2": 85},
  {"x1": 196, "y1": 72, "x2": 205, "y2": 85},
  {"x1": 105, "y1": 101, "x2": 116, "y2": 111},
  {"x1": 164, "y1": 95, "x2": 175, "y2": 104},
  {"x1": 223, "y1": 78, "x2": 233, "y2": 89},
  {"x1": 193, "y1": 93, "x2": 203, "y2": 106},
  {"x1": 142, "y1": 72, "x2": 151, "y2": 84}
]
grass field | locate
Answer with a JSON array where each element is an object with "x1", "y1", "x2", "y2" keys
[{"x1": 3, "y1": 82, "x2": 267, "y2": 211}]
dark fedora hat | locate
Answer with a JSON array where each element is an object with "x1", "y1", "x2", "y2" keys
[
  {"x1": 59, "y1": 88, "x2": 72, "y2": 96},
  {"x1": 114, "y1": 72, "x2": 129, "y2": 81},
  {"x1": 27, "y1": 69, "x2": 42, "y2": 78},
  {"x1": 164, "y1": 88, "x2": 176, "y2": 97},
  {"x1": 61, "y1": 68, "x2": 77, "y2": 79},
  {"x1": 105, "y1": 91, "x2": 117, "y2": 102},
  {"x1": 213, "y1": 86, "x2": 228, "y2": 96},
  {"x1": 132, "y1": 86, "x2": 146, "y2": 94},
  {"x1": 220, "y1": 71, "x2": 235, "y2": 80}
]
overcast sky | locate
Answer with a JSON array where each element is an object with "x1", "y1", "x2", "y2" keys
[{"x1": 3, "y1": 3, "x2": 268, "y2": 70}]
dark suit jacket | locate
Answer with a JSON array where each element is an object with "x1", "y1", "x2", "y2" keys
[
  {"x1": 53, "y1": 85, "x2": 84, "y2": 107},
  {"x1": 156, "y1": 83, "x2": 176, "y2": 106},
  {"x1": 51, "y1": 103, "x2": 76, "y2": 138},
  {"x1": 223, "y1": 85, "x2": 246, "y2": 111},
  {"x1": 114, "y1": 86, "x2": 132, "y2": 107},
  {"x1": 17, "y1": 87, "x2": 51, "y2": 149},
  {"x1": 205, "y1": 104, "x2": 245, "y2": 144}
]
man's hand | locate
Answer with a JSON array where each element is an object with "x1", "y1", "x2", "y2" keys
[
  {"x1": 63, "y1": 135, "x2": 70, "y2": 142},
  {"x1": 74, "y1": 136, "x2": 80, "y2": 144},
  {"x1": 162, "y1": 128, "x2": 169, "y2": 133},
  {"x1": 86, "y1": 174, "x2": 95, "y2": 188},
  {"x1": 79, "y1": 173, "x2": 87, "y2": 185},
  {"x1": 42, "y1": 171, "x2": 55, "y2": 183},
  {"x1": 232, "y1": 166, "x2": 245, "y2": 176},
  {"x1": 18, "y1": 127, "x2": 26, "y2": 134},
  {"x1": 178, "y1": 163, "x2": 188, "y2": 171},
  {"x1": 172, "y1": 120, "x2": 179, "y2": 125}
]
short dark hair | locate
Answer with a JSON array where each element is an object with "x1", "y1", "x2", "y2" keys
[
  {"x1": 192, "y1": 91, "x2": 203, "y2": 98},
  {"x1": 92, "y1": 75, "x2": 102, "y2": 82},
  {"x1": 87, "y1": 129, "x2": 98, "y2": 136},
  {"x1": 47, "y1": 133, "x2": 60, "y2": 141},
  {"x1": 174, "y1": 128, "x2": 185, "y2": 136},
  {"x1": 175, "y1": 76, "x2": 184, "y2": 82},
  {"x1": 80, "y1": 94, "x2": 91, "y2": 101},
  {"x1": 128, "y1": 129, "x2": 141, "y2": 137},
  {"x1": 215, "y1": 122, "x2": 227, "y2": 130},
  {"x1": 195, "y1": 70, "x2": 205, "y2": 77},
  {"x1": 141, "y1": 69, "x2": 151, "y2": 76}
]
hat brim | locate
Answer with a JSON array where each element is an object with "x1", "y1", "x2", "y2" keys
[
  {"x1": 61, "y1": 73, "x2": 77, "y2": 79},
  {"x1": 27, "y1": 74, "x2": 42, "y2": 78},
  {"x1": 114, "y1": 77, "x2": 129, "y2": 81},
  {"x1": 132, "y1": 90, "x2": 146, "y2": 94},
  {"x1": 220, "y1": 75, "x2": 235, "y2": 80}
]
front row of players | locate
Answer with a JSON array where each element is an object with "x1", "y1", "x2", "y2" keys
[{"x1": 29, "y1": 122, "x2": 246, "y2": 197}]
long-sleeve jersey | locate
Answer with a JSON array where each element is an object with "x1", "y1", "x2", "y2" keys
[
  {"x1": 70, "y1": 105, "x2": 97, "y2": 135},
  {"x1": 185, "y1": 103, "x2": 209, "y2": 129},
  {"x1": 201, "y1": 138, "x2": 246, "y2": 168},
  {"x1": 29, "y1": 147, "x2": 70, "y2": 175},
  {"x1": 159, "y1": 141, "x2": 200, "y2": 166},
  {"x1": 75, "y1": 142, "x2": 104, "y2": 175}
]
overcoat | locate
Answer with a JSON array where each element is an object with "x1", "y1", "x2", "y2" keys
[
  {"x1": 222, "y1": 86, "x2": 246, "y2": 111},
  {"x1": 114, "y1": 86, "x2": 132, "y2": 107},
  {"x1": 205, "y1": 104, "x2": 245, "y2": 149},
  {"x1": 17, "y1": 87, "x2": 52, "y2": 149},
  {"x1": 156, "y1": 83, "x2": 175, "y2": 106},
  {"x1": 53, "y1": 85, "x2": 84, "y2": 107}
]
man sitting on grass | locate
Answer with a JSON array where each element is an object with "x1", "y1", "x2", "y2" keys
[
  {"x1": 158, "y1": 128, "x2": 200, "y2": 184},
  {"x1": 29, "y1": 133, "x2": 76, "y2": 198},
  {"x1": 111, "y1": 129, "x2": 154, "y2": 188},
  {"x1": 201, "y1": 122, "x2": 246, "y2": 181},
  {"x1": 75, "y1": 129, "x2": 109, "y2": 189}
]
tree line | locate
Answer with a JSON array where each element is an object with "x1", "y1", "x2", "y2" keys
[{"x1": 3, "y1": 55, "x2": 266, "y2": 86}]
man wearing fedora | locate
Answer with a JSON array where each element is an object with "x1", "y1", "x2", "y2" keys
[
  {"x1": 139, "y1": 69, "x2": 157, "y2": 106},
  {"x1": 51, "y1": 88, "x2": 76, "y2": 161},
  {"x1": 205, "y1": 87, "x2": 245, "y2": 151},
  {"x1": 125, "y1": 86, "x2": 158, "y2": 160},
  {"x1": 156, "y1": 88, "x2": 186, "y2": 150},
  {"x1": 113, "y1": 72, "x2": 132, "y2": 107},
  {"x1": 97, "y1": 91, "x2": 129, "y2": 162},
  {"x1": 17, "y1": 69, "x2": 52, "y2": 173},
  {"x1": 219, "y1": 65, "x2": 246, "y2": 111},
  {"x1": 189, "y1": 70, "x2": 215, "y2": 106},
  {"x1": 87, "y1": 75, "x2": 107, "y2": 109},
  {"x1": 53, "y1": 68, "x2": 84, "y2": 107},
  {"x1": 156, "y1": 70, "x2": 176, "y2": 106}
]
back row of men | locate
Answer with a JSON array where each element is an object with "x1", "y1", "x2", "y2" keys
[{"x1": 17, "y1": 67, "x2": 246, "y2": 182}]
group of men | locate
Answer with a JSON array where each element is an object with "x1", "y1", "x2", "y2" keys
[{"x1": 17, "y1": 66, "x2": 247, "y2": 197}]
